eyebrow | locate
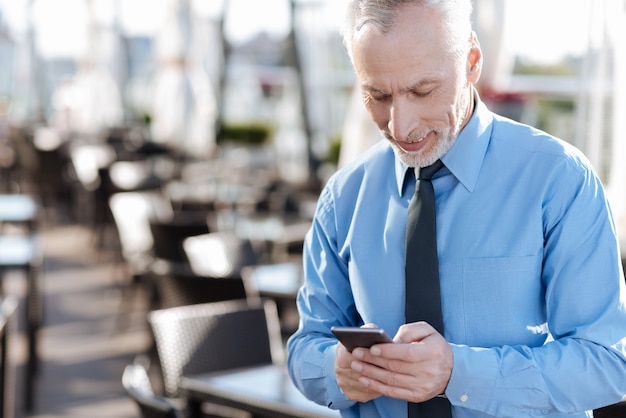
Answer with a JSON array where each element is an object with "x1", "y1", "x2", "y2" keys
[
  {"x1": 361, "y1": 85, "x2": 388, "y2": 95},
  {"x1": 361, "y1": 77, "x2": 440, "y2": 95}
]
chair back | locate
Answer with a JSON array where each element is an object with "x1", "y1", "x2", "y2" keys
[
  {"x1": 183, "y1": 231, "x2": 257, "y2": 279},
  {"x1": 148, "y1": 299, "x2": 284, "y2": 398},
  {"x1": 149, "y1": 212, "x2": 209, "y2": 264},
  {"x1": 122, "y1": 362, "x2": 182, "y2": 418},
  {"x1": 150, "y1": 268, "x2": 250, "y2": 309},
  {"x1": 109, "y1": 191, "x2": 172, "y2": 261}
]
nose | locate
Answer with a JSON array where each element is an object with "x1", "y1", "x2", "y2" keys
[{"x1": 387, "y1": 97, "x2": 417, "y2": 142}]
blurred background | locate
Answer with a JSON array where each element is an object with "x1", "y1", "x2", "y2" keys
[
  {"x1": 0, "y1": 0, "x2": 624, "y2": 417},
  {"x1": 0, "y1": 0, "x2": 623, "y2": 191}
]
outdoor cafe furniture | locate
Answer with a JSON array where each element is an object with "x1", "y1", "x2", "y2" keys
[
  {"x1": 122, "y1": 357, "x2": 182, "y2": 418},
  {"x1": 180, "y1": 364, "x2": 340, "y2": 418},
  {"x1": 242, "y1": 262, "x2": 303, "y2": 336},
  {"x1": 0, "y1": 237, "x2": 43, "y2": 402},
  {"x1": 0, "y1": 193, "x2": 42, "y2": 412},
  {"x1": 146, "y1": 299, "x2": 284, "y2": 416},
  {"x1": 148, "y1": 261, "x2": 249, "y2": 310},
  {"x1": 0, "y1": 296, "x2": 17, "y2": 418}
]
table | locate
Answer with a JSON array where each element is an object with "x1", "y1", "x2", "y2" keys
[
  {"x1": 243, "y1": 262, "x2": 302, "y2": 300},
  {"x1": 181, "y1": 364, "x2": 340, "y2": 418},
  {"x1": 0, "y1": 297, "x2": 17, "y2": 418},
  {"x1": 68, "y1": 143, "x2": 116, "y2": 189},
  {"x1": 0, "y1": 236, "x2": 42, "y2": 411},
  {"x1": 242, "y1": 262, "x2": 303, "y2": 335},
  {"x1": 0, "y1": 194, "x2": 39, "y2": 231},
  {"x1": 235, "y1": 216, "x2": 310, "y2": 262}
]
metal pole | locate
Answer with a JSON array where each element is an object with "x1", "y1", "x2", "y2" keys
[{"x1": 289, "y1": 0, "x2": 320, "y2": 189}]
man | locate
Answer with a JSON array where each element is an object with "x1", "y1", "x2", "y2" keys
[{"x1": 287, "y1": 0, "x2": 626, "y2": 417}]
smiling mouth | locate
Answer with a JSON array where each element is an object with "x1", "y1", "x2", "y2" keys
[
  {"x1": 384, "y1": 130, "x2": 433, "y2": 143},
  {"x1": 406, "y1": 135, "x2": 426, "y2": 143},
  {"x1": 402, "y1": 131, "x2": 435, "y2": 148}
]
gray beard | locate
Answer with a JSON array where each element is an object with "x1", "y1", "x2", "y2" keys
[
  {"x1": 387, "y1": 86, "x2": 473, "y2": 168},
  {"x1": 388, "y1": 127, "x2": 457, "y2": 168}
]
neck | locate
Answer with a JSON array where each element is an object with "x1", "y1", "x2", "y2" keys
[
  {"x1": 467, "y1": 87, "x2": 476, "y2": 118},
  {"x1": 461, "y1": 86, "x2": 476, "y2": 129}
]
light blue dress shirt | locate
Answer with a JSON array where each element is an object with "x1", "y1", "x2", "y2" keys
[{"x1": 287, "y1": 99, "x2": 626, "y2": 417}]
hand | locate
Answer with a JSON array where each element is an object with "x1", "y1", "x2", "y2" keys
[
  {"x1": 349, "y1": 322, "x2": 452, "y2": 403},
  {"x1": 335, "y1": 324, "x2": 386, "y2": 402}
]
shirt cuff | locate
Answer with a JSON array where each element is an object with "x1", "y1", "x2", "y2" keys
[
  {"x1": 324, "y1": 344, "x2": 357, "y2": 410},
  {"x1": 446, "y1": 344, "x2": 498, "y2": 410}
]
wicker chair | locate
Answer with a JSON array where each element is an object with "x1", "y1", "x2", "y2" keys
[
  {"x1": 148, "y1": 226, "x2": 256, "y2": 310},
  {"x1": 148, "y1": 265, "x2": 251, "y2": 310},
  {"x1": 147, "y1": 299, "x2": 284, "y2": 400},
  {"x1": 108, "y1": 191, "x2": 173, "y2": 324},
  {"x1": 122, "y1": 360, "x2": 182, "y2": 418},
  {"x1": 149, "y1": 212, "x2": 210, "y2": 266}
]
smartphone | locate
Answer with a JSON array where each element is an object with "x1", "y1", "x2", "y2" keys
[{"x1": 331, "y1": 326, "x2": 393, "y2": 352}]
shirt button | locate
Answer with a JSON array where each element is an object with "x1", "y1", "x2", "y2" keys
[{"x1": 460, "y1": 394, "x2": 469, "y2": 403}]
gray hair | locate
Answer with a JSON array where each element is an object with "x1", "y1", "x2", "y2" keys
[{"x1": 342, "y1": 0, "x2": 474, "y2": 63}]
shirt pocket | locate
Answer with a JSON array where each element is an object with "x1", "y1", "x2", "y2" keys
[{"x1": 461, "y1": 254, "x2": 546, "y2": 347}]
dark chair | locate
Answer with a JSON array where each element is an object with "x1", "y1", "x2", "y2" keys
[
  {"x1": 147, "y1": 299, "x2": 284, "y2": 401},
  {"x1": 149, "y1": 264, "x2": 251, "y2": 310},
  {"x1": 149, "y1": 212, "x2": 210, "y2": 266},
  {"x1": 0, "y1": 234, "x2": 43, "y2": 412},
  {"x1": 182, "y1": 231, "x2": 258, "y2": 279},
  {"x1": 0, "y1": 194, "x2": 43, "y2": 413},
  {"x1": 14, "y1": 127, "x2": 74, "y2": 216},
  {"x1": 108, "y1": 191, "x2": 173, "y2": 325},
  {"x1": 146, "y1": 212, "x2": 251, "y2": 311},
  {"x1": 93, "y1": 166, "x2": 119, "y2": 249},
  {"x1": 122, "y1": 359, "x2": 182, "y2": 418},
  {"x1": 109, "y1": 191, "x2": 173, "y2": 272}
]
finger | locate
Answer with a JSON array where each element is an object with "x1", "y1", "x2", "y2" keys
[
  {"x1": 342, "y1": 382, "x2": 382, "y2": 403},
  {"x1": 352, "y1": 355, "x2": 412, "y2": 384},
  {"x1": 394, "y1": 321, "x2": 438, "y2": 344},
  {"x1": 335, "y1": 342, "x2": 354, "y2": 369},
  {"x1": 354, "y1": 339, "x2": 427, "y2": 366},
  {"x1": 336, "y1": 350, "x2": 383, "y2": 402},
  {"x1": 353, "y1": 357, "x2": 444, "y2": 403},
  {"x1": 358, "y1": 373, "x2": 427, "y2": 403},
  {"x1": 352, "y1": 358, "x2": 429, "y2": 402}
]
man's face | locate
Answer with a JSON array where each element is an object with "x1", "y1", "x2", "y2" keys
[{"x1": 351, "y1": 3, "x2": 481, "y2": 168}]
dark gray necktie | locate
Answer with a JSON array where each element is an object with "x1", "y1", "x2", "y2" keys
[{"x1": 405, "y1": 160, "x2": 451, "y2": 417}]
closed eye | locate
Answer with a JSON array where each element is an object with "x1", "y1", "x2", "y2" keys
[
  {"x1": 410, "y1": 88, "x2": 434, "y2": 99},
  {"x1": 363, "y1": 92, "x2": 391, "y2": 104}
]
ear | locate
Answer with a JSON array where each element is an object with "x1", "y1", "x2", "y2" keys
[{"x1": 467, "y1": 31, "x2": 483, "y2": 84}]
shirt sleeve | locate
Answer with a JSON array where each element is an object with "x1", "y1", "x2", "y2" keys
[
  {"x1": 286, "y1": 185, "x2": 359, "y2": 410},
  {"x1": 445, "y1": 158, "x2": 626, "y2": 416}
]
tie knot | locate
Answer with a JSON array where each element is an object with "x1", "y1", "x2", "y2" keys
[{"x1": 417, "y1": 160, "x2": 444, "y2": 180}]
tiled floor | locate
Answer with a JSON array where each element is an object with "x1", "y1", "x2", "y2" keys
[{"x1": 5, "y1": 220, "x2": 151, "y2": 418}]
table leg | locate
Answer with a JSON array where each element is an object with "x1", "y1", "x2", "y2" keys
[
  {"x1": 25, "y1": 259, "x2": 42, "y2": 412},
  {"x1": 185, "y1": 398, "x2": 202, "y2": 418}
]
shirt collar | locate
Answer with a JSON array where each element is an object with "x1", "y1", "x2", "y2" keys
[
  {"x1": 395, "y1": 156, "x2": 410, "y2": 196},
  {"x1": 394, "y1": 92, "x2": 494, "y2": 195},
  {"x1": 441, "y1": 95, "x2": 493, "y2": 192}
]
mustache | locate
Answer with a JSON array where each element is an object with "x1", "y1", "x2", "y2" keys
[{"x1": 382, "y1": 128, "x2": 440, "y2": 142}]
